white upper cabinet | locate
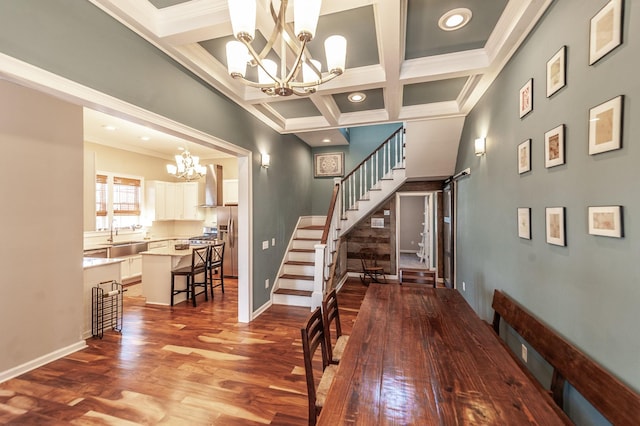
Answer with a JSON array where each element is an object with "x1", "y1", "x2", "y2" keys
[{"x1": 146, "y1": 181, "x2": 201, "y2": 221}]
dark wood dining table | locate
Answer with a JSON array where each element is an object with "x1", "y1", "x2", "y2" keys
[{"x1": 317, "y1": 284, "x2": 572, "y2": 425}]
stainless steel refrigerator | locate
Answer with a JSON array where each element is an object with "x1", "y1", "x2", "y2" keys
[{"x1": 217, "y1": 204, "x2": 238, "y2": 277}]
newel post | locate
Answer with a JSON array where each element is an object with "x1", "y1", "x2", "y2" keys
[{"x1": 312, "y1": 243, "x2": 327, "y2": 310}]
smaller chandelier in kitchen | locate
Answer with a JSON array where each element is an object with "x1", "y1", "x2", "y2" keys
[
  {"x1": 166, "y1": 150, "x2": 206, "y2": 181},
  {"x1": 225, "y1": 0, "x2": 347, "y2": 97}
]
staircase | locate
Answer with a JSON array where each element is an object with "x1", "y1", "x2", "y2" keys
[
  {"x1": 273, "y1": 127, "x2": 407, "y2": 308},
  {"x1": 272, "y1": 217, "x2": 325, "y2": 307}
]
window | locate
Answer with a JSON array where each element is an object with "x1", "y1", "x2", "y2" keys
[
  {"x1": 96, "y1": 173, "x2": 143, "y2": 230},
  {"x1": 96, "y1": 174, "x2": 108, "y2": 217}
]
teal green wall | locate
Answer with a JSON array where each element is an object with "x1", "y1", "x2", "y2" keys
[
  {"x1": 311, "y1": 123, "x2": 402, "y2": 214},
  {"x1": 455, "y1": 0, "x2": 639, "y2": 423},
  {"x1": 0, "y1": 0, "x2": 312, "y2": 311}
]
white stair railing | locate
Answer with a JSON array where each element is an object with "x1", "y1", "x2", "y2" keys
[
  {"x1": 312, "y1": 127, "x2": 405, "y2": 307},
  {"x1": 341, "y1": 127, "x2": 405, "y2": 218}
]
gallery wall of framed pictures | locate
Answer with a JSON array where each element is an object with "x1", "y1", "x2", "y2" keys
[{"x1": 516, "y1": 0, "x2": 625, "y2": 245}]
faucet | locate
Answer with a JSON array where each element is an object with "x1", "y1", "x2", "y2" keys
[{"x1": 107, "y1": 220, "x2": 118, "y2": 243}]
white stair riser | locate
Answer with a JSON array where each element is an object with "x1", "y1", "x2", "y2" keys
[
  {"x1": 273, "y1": 293, "x2": 311, "y2": 307},
  {"x1": 296, "y1": 229, "x2": 323, "y2": 239},
  {"x1": 283, "y1": 263, "x2": 315, "y2": 276},
  {"x1": 287, "y1": 251, "x2": 314, "y2": 262},
  {"x1": 278, "y1": 278, "x2": 314, "y2": 292},
  {"x1": 292, "y1": 239, "x2": 318, "y2": 250}
]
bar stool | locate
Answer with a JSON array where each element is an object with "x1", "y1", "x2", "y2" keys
[
  {"x1": 170, "y1": 246, "x2": 209, "y2": 307},
  {"x1": 207, "y1": 242, "x2": 225, "y2": 298}
]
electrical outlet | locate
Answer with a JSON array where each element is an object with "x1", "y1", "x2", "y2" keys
[
  {"x1": 265, "y1": 279, "x2": 269, "y2": 289},
  {"x1": 262, "y1": 240, "x2": 269, "y2": 250},
  {"x1": 521, "y1": 344, "x2": 528, "y2": 363},
  {"x1": 462, "y1": 281, "x2": 466, "y2": 291}
]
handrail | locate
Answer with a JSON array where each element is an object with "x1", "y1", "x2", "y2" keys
[
  {"x1": 321, "y1": 183, "x2": 340, "y2": 244},
  {"x1": 342, "y1": 126, "x2": 403, "y2": 184}
]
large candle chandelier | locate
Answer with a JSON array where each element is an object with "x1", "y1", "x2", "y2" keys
[
  {"x1": 225, "y1": 0, "x2": 347, "y2": 97},
  {"x1": 166, "y1": 150, "x2": 206, "y2": 181}
]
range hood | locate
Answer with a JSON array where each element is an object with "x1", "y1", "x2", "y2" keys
[{"x1": 200, "y1": 164, "x2": 223, "y2": 207}]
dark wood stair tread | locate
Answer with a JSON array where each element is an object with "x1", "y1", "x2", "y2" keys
[
  {"x1": 299, "y1": 225, "x2": 324, "y2": 230},
  {"x1": 290, "y1": 248, "x2": 314, "y2": 253},
  {"x1": 274, "y1": 288, "x2": 313, "y2": 297},
  {"x1": 285, "y1": 261, "x2": 313, "y2": 266},
  {"x1": 280, "y1": 273, "x2": 314, "y2": 281}
]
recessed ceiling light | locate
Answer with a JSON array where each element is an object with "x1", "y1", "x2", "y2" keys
[
  {"x1": 322, "y1": 138, "x2": 331, "y2": 143},
  {"x1": 348, "y1": 92, "x2": 366, "y2": 103},
  {"x1": 438, "y1": 8, "x2": 472, "y2": 31},
  {"x1": 102, "y1": 125, "x2": 117, "y2": 131},
  {"x1": 140, "y1": 136, "x2": 150, "y2": 141}
]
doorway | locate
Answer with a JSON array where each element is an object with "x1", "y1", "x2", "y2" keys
[{"x1": 396, "y1": 192, "x2": 436, "y2": 271}]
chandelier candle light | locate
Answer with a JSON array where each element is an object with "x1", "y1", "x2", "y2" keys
[
  {"x1": 166, "y1": 150, "x2": 206, "y2": 181},
  {"x1": 226, "y1": 0, "x2": 347, "y2": 96}
]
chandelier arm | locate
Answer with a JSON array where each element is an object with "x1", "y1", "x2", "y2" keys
[
  {"x1": 251, "y1": 0, "x2": 289, "y2": 65},
  {"x1": 240, "y1": 39, "x2": 283, "y2": 85},
  {"x1": 288, "y1": 69, "x2": 342, "y2": 89},
  {"x1": 282, "y1": 38, "x2": 308, "y2": 85},
  {"x1": 231, "y1": 73, "x2": 282, "y2": 90}
]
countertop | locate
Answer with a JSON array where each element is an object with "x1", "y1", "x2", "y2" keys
[
  {"x1": 83, "y1": 257, "x2": 125, "y2": 269},
  {"x1": 83, "y1": 236, "x2": 188, "y2": 251},
  {"x1": 141, "y1": 244, "x2": 210, "y2": 256}
]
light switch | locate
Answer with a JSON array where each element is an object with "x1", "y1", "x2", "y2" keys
[
  {"x1": 262, "y1": 240, "x2": 269, "y2": 250},
  {"x1": 272, "y1": 238, "x2": 276, "y2": 246}
]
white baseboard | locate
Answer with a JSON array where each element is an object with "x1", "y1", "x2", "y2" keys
[
  {"x1": 252, "y1": 299, "x2": 273, "y2": 319},
  {"x1": 0, "y1": 340, "x2": 87, "y2": 384}
]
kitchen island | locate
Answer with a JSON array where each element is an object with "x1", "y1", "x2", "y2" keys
[{"x1": 141, "y1": 244, "x2": 210, "y2": 305}]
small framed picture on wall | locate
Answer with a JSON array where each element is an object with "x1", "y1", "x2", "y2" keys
[
  {"x1": 546, "y1": 207, "x2": 566, "y2": 246},
  {"x1": 588, "y1": 206, "x2": 623, "y2": 238},
  {"x1": 589, "y1": 95, "x2": 623, "y2": 155},
  {"x1": 517, "y1": 208, "x2": 531, "y2": 239},
  {"x1": 546, "y1": 46, "x2": 566, "y2": 97},
  {"x1": 589, "y1": 0, "x2": 623, "y2": 65},
  {"x1": 314, "y1": 152, "x2": 344, "y2": 177},
  {"x1": 519, "y1": 78, "x2": 533, "y2": 118},
  {"x1": 544, "y1": 125, "x2": 565, "y2": 168},
  {"x1": 518, "y1": 139, "x2": 531, "y2": 174}
]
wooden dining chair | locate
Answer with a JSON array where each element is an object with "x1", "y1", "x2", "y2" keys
[
  {"x1": 322, "y1": 289, "x2": 349, "y2": 365},
  {"x1": 359, "y1": 251, "x2": 386, "y2": 284},
  {"x1": 207, "y1": 242, "x2": 225, "y2": 298},
  {"x1": 170, "y1": 245, "x2": 209, "y2": 307},
  {"x1": 301, "y1": 307, "x2": 338, "y2": 426}
]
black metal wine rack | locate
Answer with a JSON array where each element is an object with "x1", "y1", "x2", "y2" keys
[{"x1": 92, "y1": 280, "x2": 124, "y2": 338}]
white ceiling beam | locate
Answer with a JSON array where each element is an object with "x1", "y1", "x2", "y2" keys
[
  {"x1": 374, "y1": 0, "x2": 404, "y2": 122},
  {"x1": 399, "y1": 101, "x2": 462, "y2": 121},
  {"x1": 156, "y1": 0, "x2": 231, "y2": 45},
  {"x1": 308, "y1": 94, "x2": 342, "y2": 127},
  {"x1": 401, "y1": 49, "x2": 490, "y2": 84}
]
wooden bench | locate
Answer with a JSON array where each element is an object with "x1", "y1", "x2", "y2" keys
[{"x1": 491, "y1": 289, "x2": 640, "y2": 426}]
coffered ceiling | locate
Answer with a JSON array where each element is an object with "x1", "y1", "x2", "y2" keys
[{"x1": 89, "y1": 0, "x2": 551, "y2": 146}]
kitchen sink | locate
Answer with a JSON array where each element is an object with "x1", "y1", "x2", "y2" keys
[{"x1": 109, "y1": 241, "x2": 148, "y2": 258}]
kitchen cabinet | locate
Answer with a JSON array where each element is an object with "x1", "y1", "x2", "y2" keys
[
  {"x1": 120, "y1": 254, "x2": 142, "y2": 283},
  {"x1": 146, "y1": 181, "x2": 200, "y2": 221},
  {"x1": 223, "y1": 179, "x2": 238, "y2": 205},
  {"x1": 175, "y1": 181, "x2": 199, "y2": 220}
]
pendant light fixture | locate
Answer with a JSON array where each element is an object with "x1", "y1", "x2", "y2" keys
[{"x1": 225, "y1": 0, "x2": 347, "y2": 97}]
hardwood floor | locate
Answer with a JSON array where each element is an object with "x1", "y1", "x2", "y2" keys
[{"x1": 0, "y1": 278, "x2": 368, "y2": 425}]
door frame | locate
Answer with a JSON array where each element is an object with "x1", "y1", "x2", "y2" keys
[
  {"x1": 0, "y1": 53, "x2": 254, "y2": 322},
  {"x1": 395, "y1": 191, "x2": 437, "y2": 273}
]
